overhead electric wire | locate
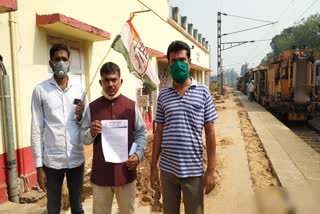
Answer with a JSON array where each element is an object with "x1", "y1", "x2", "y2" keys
[
  {"x1": 277, "y1": 0, "x2": 295, "y2": 21},
  {"x1": 224, "y1": 0, "x2": 319, "y2": 71},
  {"x1": 223, "y1": 22, "x2": 277, "y2": 36},
  {"x1": 295, "y1": 0, "x2": 319, "y2": 23},
  {"x1": 222, "y1": 13, "x2": 274, "y2": 23},
  {"x1": 241, "y1": 0, "x2": 294, "y2": 67}
]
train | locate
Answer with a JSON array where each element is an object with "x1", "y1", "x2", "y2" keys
[{"x1": 238, "y1": 48, "x2": 320, "y2": 121}]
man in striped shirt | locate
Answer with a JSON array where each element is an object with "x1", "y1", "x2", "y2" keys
[{"x1": 150, "y1": 40, "x2": 218, "y2": 214}]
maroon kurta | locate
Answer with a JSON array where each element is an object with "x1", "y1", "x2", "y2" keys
[{"x1": 89, "y1": 95, "x2": 136, "y2": 186}]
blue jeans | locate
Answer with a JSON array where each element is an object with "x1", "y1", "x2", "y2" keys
[{"x1": 44, "y1": 163, "x2": 84, "y2": 214}]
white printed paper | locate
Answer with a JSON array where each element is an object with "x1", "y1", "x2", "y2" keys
[{"x1": 101, "y1": 120, "x2": 128, "y2": 163}]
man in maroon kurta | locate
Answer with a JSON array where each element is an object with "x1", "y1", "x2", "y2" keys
[{"x1": 81, "y1": 62, "x2": 147, "y2": 214}]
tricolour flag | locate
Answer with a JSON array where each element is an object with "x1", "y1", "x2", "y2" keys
[{"x1": 111, "y1": 16, "x2": 160, "y2": 87}]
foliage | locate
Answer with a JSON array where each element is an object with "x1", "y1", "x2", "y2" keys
[
  {"x1": 261, "y1": 13, "x2": 320, "y2": 63},
  {"x1": 223, "y1": 68, "x2": 239, "y2": 87},
  {"x1": 240, "y1": 62, "x2": 249, "y2": 76},
  {"x1": 209, "y1": 80, "x2": 218, "y2": 92},
  {"x1": 142, "y1": 75, "x2": 157, "y2": 95}
]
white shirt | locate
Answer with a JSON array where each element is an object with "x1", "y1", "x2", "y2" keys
[
  {"x1": 31, "y1": 76, "x2": 85, "y2": 169},
  {"x1": 249, "y1": 82, "x2": 255, "y2": 92}
]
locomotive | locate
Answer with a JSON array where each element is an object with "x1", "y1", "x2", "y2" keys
[{"x1": 238, "y1": 48, "x2": 319, "y2": 121}]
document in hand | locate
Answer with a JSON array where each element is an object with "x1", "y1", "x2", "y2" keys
[{"x1": 101, "y1": 120, "x2": 128, "y2": 163}]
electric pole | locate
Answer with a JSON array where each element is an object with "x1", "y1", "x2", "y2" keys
[{"x1": 216, "y1": 12, "x2": 276, "y2": 95}]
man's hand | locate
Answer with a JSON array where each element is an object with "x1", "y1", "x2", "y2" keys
[
  {"x1": 36, "y1": 167, "x2": 47, "y2": 192},
  {"x1": 150, "y1": 167, "x2": 161, "y2": 192},
  {"x1": 204, "y1": 168, "x2": 215, "y2": 194},
  {"x1": 75, "y1": 101, "x2": 84, "y2": 121},
  {"x1": 90, "y1": 120, "x2": 102, "y2": 137},
  {"x1": 126, "y1": 154, "x2": 139, "y2": 170}
]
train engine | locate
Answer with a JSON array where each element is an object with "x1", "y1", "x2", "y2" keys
[{"x1": 253, "y1": 48, "x2": 318, "y2": 121}]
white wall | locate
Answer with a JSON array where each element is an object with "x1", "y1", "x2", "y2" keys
[{"x1": 0, "y1": 0, "x2": 210, "y2": 151}]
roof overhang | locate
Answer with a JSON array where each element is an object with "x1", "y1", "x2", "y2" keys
[
  {"x1": 156, "y1": 55, "x2": 210, "y2": 72},
  {"x1": 190, "y1": 63, "x2": 211, "y2": 72},
  {"x1": 36, "y1": 13, "x2": 111, "y2": 41},
  {"x1": 0, "y1": 0, "x2": 17, "y2": 13}
]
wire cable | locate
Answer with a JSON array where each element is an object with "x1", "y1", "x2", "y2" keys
[
  {"x1": 223, "y1": 22, "x2": 277, "y2": 36},
  {"x1": 223, "y1": 13, "x2": 274, "y2": 23},
  {"x1": 295, "y1": 0, "x2": 319, "y2": 23}
]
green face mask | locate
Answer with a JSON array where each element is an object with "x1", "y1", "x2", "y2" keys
[{"x1": 169, "y1": 61, "x2": 189, "y2": 83}]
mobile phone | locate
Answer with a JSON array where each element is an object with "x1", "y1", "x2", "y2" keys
[{"x1": 73, "y1": 98, "x2": 81, "y2": 105}]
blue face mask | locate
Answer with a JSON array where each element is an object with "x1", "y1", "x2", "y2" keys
[{"x1": 169, "y1": 61, "x2": 189, "y2": 83}]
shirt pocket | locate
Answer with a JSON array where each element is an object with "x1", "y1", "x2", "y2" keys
[{"x1": 188, "y1": 103, "x2": 204, "y2": 130}]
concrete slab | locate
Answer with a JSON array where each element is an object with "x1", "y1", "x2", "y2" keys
[{"x1": 238, "y1": 93, "x2": 320, "y2": 188}]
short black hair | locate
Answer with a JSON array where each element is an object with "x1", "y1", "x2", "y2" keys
[
  {"x1": 166, "y1": 40, "x2": 191, "y2": 61},
  {"x1": 49, "y1": 43, "x2": 70, "y2": 60},
  {"x1": 100, "y1": 62, "x2": 121, "y2": 77}
]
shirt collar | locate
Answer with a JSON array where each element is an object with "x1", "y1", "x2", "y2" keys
[
  {"x1": 169, "y1": 77, "x2": 198, "y2": 89},
  {"x1": 49, "y1": 75, "x2": 72, "y2": 89}
]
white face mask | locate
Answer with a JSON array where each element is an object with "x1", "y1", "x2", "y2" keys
[
  {"x1": 102, "y1": 89, "x2": 121, "y2": 100},
  {"x1": 53, "y1": 60, "x2": 69, "y2": 78}
]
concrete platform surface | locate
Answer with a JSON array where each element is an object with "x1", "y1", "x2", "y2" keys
[{"x1": 239, "y1": 93, "x2": 320, "y2": 213}]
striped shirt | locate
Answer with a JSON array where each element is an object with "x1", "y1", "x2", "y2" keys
[{"x1": 155, "y1": 78, "x2": 218, "y2": 178}]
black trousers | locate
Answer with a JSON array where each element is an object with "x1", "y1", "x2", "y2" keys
[{"x1": 44, "y1": 162, "x2": 84, "y2": 214}]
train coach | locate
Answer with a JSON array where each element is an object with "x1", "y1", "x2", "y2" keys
[{"x1": 242, "y1": 48, "x2": 319, "y2": 121}]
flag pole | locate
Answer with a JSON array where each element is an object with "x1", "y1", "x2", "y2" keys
[{"x1": 81, "y1": 46, "x2": 112, "y2": 102}]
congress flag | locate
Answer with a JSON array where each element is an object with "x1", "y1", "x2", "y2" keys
[{"x1": 111, "y1": 16, "x2": 160, "y2": 86}]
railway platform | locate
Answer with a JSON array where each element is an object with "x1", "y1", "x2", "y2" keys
[{"x1": 239, "y1": 92, "x2": 320, "y2": 213}]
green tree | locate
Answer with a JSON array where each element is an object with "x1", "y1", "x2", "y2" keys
[
  {"x1": 262, "y1": 13, "x2": 320, "y2": 63},
  {"x1": 224, "y1": 68, "x2": 239, "y2": 87},
  {"x1": 240, "y1": 62, "x2": 249, "y2": 77}
]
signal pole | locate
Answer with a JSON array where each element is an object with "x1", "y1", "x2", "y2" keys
[{"x1": 216, "y1": 12, "x2": 276, "y2": 95}]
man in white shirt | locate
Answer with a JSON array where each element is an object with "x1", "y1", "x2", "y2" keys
[
  {"x1": 248, "y1": 80, "x2": 255, "y2": 102},
  {"x1": 31, "y1": 43, "x2": 85, "y2": 214}
]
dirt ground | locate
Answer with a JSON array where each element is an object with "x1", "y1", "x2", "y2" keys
[
  {"x1": 23, "y1": 89, "x2": 289, "y2": 213},
  {"x1": 216, "y1": 93, "x2": 280, "y2": 190},
  {"x1": 135, "y1": 129, "x2": 224, "y2": 212},
  {"x1": 235, "y1": 97, "x2": 280, "y2": 189},
  {"x1": 208, "y1": 91, "x2": 290, "y2": 214}
]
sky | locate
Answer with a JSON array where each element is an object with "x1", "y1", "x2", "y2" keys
[{"x1": 169, "y1": 0, "x2": 320, "y2": 75}]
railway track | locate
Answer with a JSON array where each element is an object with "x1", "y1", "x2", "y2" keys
[{"x1": 287, "y1": 122, "x2": 320, "y2": 154}]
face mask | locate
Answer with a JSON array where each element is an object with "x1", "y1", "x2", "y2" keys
[
  {"x1": 169, "y1": 61, "x2": 189, "y2": 83},
  {"x1": 102, "y1": 89, "x2": 121, "y2": 100},
  {"x1": 53, "y1": 60, "x2": 69, "y2": 78}
]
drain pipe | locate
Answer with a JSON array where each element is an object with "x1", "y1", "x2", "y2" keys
[
  {"x1": 8, "y1": 11, "x2": 24, "y2": 175},
  {"x1": 0, "y1": 57, "x2": 19, "y2": 203}
]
